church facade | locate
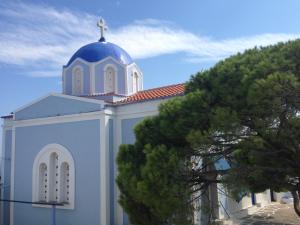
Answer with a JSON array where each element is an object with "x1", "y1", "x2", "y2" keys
[{"x1": 1, "y1": 19, "x2": 279, "y2": 225}]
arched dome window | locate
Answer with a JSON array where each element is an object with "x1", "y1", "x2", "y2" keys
[
  {"x1": 132, "y1": 72, "x2": 139, "y2": 93},
  {"x1": 104, "y1": 66, "x2": 116, "y2": 93},
  {"x1": 32, "y1": 144, "x2": 75, "y2": 209},
  {"x1": 72, "y1": 66, "x2": 83, "y2": 95}
]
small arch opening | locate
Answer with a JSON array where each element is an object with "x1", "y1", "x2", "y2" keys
[
  {"x1": 105, "y1": 66, "x2": 116, "y2": 93},
  {"x1": 60, "y1": 162, "x2": 70, "y2": 204}
]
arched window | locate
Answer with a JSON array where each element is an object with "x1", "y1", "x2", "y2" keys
[
  {"x1": 32, "y1": 144, "x2": 75, "y2": 209},
  {"x1": 132, "y1": 72, "x2": 139, "y2": 93},
  {"x1": 104, "y1": 66, "x2": 116, "y2": 93},
  {"x1": 72, "y1": 67, "x2": 83, "y2": 95},
  {"x1": 60, "y1": 162, "x2": 70, "y2": 203}
]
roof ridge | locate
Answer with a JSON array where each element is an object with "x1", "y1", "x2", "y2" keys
[
  {"x1": 114, "y1": 82, "x2": 185, "y2": 105},
  {"x1": 134, "y1": 83, "x2": 185, "y2": 94}
]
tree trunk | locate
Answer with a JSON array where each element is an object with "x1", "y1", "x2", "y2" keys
[{"x1": 291, "y1": 190, "x2": 300, "y2": 217}]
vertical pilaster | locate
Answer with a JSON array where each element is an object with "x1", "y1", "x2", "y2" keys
[
  {"x1": 90, "y1": 64, "x2": 96, "y2": 94},
  {"x1": 100, "y1": 114, "x2": 110, "y2": 225},
  {"x1": 10, "y1": 127, "x2": 15, "y2": 225},
  {"x1": 0, "y1": 128, "x2": 6, "y2": 225}
]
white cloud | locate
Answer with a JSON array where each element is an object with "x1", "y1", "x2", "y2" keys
[{"x1": 0, "y1": 2, "x2": 300, "y2": 77}]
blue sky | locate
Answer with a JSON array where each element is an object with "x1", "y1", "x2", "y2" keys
[{"x1": 1, "y1": 0, "x2": 300, "y2": 118}]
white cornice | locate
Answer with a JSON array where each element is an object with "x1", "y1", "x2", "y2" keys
[
  {"x1": 12, "y1": 110, "x2": 105, "y2": 128},
  {"x1": 63, "y1": 58, "x2": 91, "y2": 70},
  {"x1": 64, "y1": 57, "x2": 134, "y2": 70},
  {"x1": 94, "y1": 56, "x2": 127, "y2": 68}
]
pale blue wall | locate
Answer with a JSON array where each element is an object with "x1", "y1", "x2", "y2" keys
[
  {"x1": 15, "y1": 96, "x2": 102, "y2": 120},
  {"x1": 2, "y1": 129, "x2": 12, "y2": 225},
  {"x1": 95, "y1": 59, "x2": 126, "y2": 95},
  {"x1": 121, "y1": 117, "x2": 144, "y2": 225},
  {"x1": 109, "y1": 119, "x2": 114, "y2": 225},
  {"x1": 13, "y1": 120, "x2": 101, "y2": 225},
  {"x1": 121, "y1": 118, "x2": 143, "y2": 145},
  {"x1": 65, "y1": 61, "x2": 90, "y2": 95}
]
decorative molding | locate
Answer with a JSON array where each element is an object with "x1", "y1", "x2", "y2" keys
[
  {"x1": 0, "y1": 128, "x2": 6, "y2": 225},
  {"x1": 127, "y1": 63, "x2": 142, "y2": 75},
  {"x1": 32, "y1": 143, "x2": 75, "y2": 209},
  {"x1": 103, "y1": 65, "x2": 118, "y2": 94},
  {"x1": 93, "y1": 56, "x2": 128, "y2": 69},
  {"x1": 9, "y1": 127, "x2": 15, "y2": 225},
  {"x1": 103, "y1": 63, "x2": 118, "y2": 72},
  {"x1": 100, "y1": 114, "x2": 111, "y2": 225},
  {"x1": 100, "y1": 116, "x2": 109, "y2": 224},
  {"x1": 65, "y1": 56, "x2": 130, "y2": 70},
  {"x1": 62, "y1": 68, "x2": 67, "y2": 94},
  {"x1": 63, "y1": 58, "x2": 91, "y2": 70}
]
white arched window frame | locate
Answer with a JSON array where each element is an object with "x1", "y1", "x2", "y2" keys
[
  {"x1": 32, "y1": 144, "x2": 75, "y2": 209},
  {"x1": 72, "y1": 66, "x2": 84, "y2": 95},
  {"x1": 103, "y1": 64, "x2": 118, "y2": 94}
]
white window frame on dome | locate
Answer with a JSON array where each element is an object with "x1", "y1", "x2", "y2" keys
[
  {"x1": 32, "y1": 143, "x2": 75, "y2": 210},
  {"x1": 132, "y1": 71, "x2": 139, "y2": 93},
  {"x1": 104, "y1": 64, "x2": 118, "y2": 94},
  {"x1": 72, "y1": 66, "x2": 84, "y2": 95}
]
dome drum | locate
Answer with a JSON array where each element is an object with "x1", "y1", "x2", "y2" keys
[{"x1": 62, "y1": 18, "x2": 142, "y2": 99}]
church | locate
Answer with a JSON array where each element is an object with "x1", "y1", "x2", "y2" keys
[{"x1": 1, "y1": 18, "x2": 281, "y2": 225}]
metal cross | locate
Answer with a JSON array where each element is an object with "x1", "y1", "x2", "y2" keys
[{"x1": 97, "y1": 18, "x2": 108, "y2": 39}]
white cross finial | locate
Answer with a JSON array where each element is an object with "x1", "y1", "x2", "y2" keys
[{"x1": 97, "y1": 17, "x2": 108, "y2": 41}]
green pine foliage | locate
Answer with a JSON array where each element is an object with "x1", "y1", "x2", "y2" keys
[{"x1": 117, "y1": 39, "x2": 300, "y2": 224}]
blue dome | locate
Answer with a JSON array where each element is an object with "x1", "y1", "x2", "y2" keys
[{"x1": 66, "y1": 41, "x2": 133, "y2": 66}]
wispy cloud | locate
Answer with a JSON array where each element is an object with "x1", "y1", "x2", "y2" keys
[{"x1": 0, "y1": 2, "x2": 299, "y2": 77}]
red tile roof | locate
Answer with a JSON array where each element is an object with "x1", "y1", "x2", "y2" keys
[{"x1": 116, "y1": 83, "x2": 185, "y2": 104}]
